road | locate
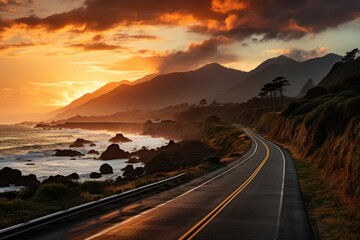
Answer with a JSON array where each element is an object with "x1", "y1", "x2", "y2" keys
[{"x1": 26, "y1": 129, "x2": 313, "y2": 240}]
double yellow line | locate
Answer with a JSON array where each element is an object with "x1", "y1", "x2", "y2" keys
[{"x1": 179, "y1": 135, "x2": 270, "y2": 240}]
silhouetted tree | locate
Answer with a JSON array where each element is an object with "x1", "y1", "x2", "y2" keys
[
  {"x1": 200, "y1": 99, "x2": 207, "y2": 106},
  {"x1": 259, "y1": 76, "x2": 290, "y2": 112},
  {"x1": 341, "y1": 48, "x2": 359, "y2": 63},
  {"x1": 272, "y1": 76, "x2": 290, "y2": 109}
]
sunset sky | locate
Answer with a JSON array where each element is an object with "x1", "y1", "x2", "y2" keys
[{"x1": 0, "y1": 0, "x2": 359, "y2": 123}]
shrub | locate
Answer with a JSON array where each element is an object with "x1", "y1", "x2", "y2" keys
[
  {"x1": 35, "y1": 183, "x2": 79, "y2": 201},
  {"x1": 203, "y1": 155, "x2": 221, "y2": 164},
  {"x1": 80, "y1": 181, "x2": 108, "y2": 195}
]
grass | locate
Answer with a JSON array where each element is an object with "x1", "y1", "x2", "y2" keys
[{"x1": 294, "y1": 157, "x2": 360, "y2": 240}]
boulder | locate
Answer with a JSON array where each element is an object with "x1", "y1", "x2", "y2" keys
[
  {"x1": 134, "y1": 167, "x2": 144, "y2": 177},
  {"x1": 121, "y1": 165, "x2": 134, "y2": 172},
  {"x1": 90, "y1": 172, "x2": 102, "y2": 179},
  {"x1": 109, "y1": 133, "x2": 132, "y2": 143},
  {"x1": 0, "y1": 167, "x2": 22, "y2": 187},
  {"x1": 99, "y1": 144, "x2": 130, "y2": 160},
  {"x1": 122, "y1": 165, "x2": 144, "y2": 179},
  {"x1": 127, "y1": 157, "x2": 140, "y2": 163},
  {"x1": 67, "y1": 172, "x2": 80, "y2": 180},
  {"x1": 15, "y1": 174, "x2": 40, "y2": 188},
  {"x1": 87, "y1": 149, "x2": 100, "y2": 155},
  {"x1": 53, "y1": 149, "x2": 84, "y2": 157},
  {"x1": 99, "y1": 164, "x2": 113, "y2": 174},
  {"x1": 69, "y1": 138, "x2": 96, "y2": 147},
  {"x1": 42, "y1": 175, "x2": 71, "y2": 184}
]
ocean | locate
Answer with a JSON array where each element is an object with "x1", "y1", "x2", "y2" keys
[{"x1": 0, "y1": 125, "x2": 168, "y2": 192}]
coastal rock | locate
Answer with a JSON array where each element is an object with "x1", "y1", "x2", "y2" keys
[
  {"x1": 131, "y1": 146, "x2": 157, "y2": 161},
  {"x1": 88, "y1": 149, "x2": 100, "y2": 155},
  {"x1": 109, "y1": 133, "x2": 132, "y2": 143},
  {"x1": 15, "y1": 174, "x2": 40, "y2": 189},
  {"x1": 145, "y1": 140, "x2": 216, "y2": 174},
  {"x1": 127, "y1": 157, "x2": 140, "y2": 163},
  {"x1": 53, "y1": 149, "x2": 84, "y2": 157},
  {"x1": 0, "y1": 167, "x2": 22, "y2": 187},
  {"x1": 67, "y1": 172, "x2": 80, "y2": 180},
  {"x1": 121, "y1": 165, "x2": 134, "y2": 172},
  {"x1": 69, "y1": 138, "x2": 96, "y2": 148},
  {"x1": 122, "y1": 165, "x2": 144, "y2": 179},
  {"x1": 42, "y1": 175, "x2": 71, "y2": 184},
  {"x1": 134, "y1": 167, "x2": 144, "y2": 177},
  {"x1": 99, "y1": 144, "x2": 130, "y2": 160},
  {"x1": 100, "y1": 164, "x2": 113, "y2": 174},
  {"x1": 90, "y1": 172, "x2": 102, "y2": 179}
]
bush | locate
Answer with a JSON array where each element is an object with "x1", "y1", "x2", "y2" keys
[
  {"x1": 0, "y1": 191, "x2": 18, "y2": 201},
  {"x1": 80, "y1": 181, "x2": 108, "y2": 195},
  {"x1": 18, "y1": 187, "x2": 37, "y2": 200},
  {"x1": 203, "y1": 155, "x2": 221, "y2": 164},
  {"x1": 35, "y1": 183, "x2": 79, "y2": 201}
]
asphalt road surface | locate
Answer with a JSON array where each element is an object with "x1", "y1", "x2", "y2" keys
[{"x1": 26, "y1": 129, "x2": 313, "y2": 240}]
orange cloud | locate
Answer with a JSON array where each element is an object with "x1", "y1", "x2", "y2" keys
[
  {"x1": 266, "y1": 47, "x2": 328, "y2": 61},
  {"x1": 110, "y1": 36, "x2": 237, "y2": 73},
  {"x1": 211, "y1": 0, "x2": 248, "y2": 13}
]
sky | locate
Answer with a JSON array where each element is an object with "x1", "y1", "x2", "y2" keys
[{"x1": 0, "y1": 0, "x2": 359, "y2": 123}]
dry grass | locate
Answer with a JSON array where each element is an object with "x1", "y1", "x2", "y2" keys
[{"x1": 294, "y1": 157, "x2": 360, "y2": 240}]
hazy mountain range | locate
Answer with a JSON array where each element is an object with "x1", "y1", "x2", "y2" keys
[{"x1": 50, "y1": 53, "x2": 341, "y2": 120}]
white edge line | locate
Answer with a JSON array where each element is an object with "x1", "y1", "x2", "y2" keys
[
  {"x1": 85, "y1": 129, "x2": 259, "y2": 240},
  {"x1": 265, "y1": 136, "x2": 286, "y2": 240}
]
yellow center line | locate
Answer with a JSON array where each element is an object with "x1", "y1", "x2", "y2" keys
[{"x1": 178, "y1": 134, "x2": 270, "y2": 240}]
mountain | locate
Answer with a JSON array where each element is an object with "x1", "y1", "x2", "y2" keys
[
  {"x1": 297, "y1": 78, "x2": 315, "y2": 98},
  {"x1": 220, "y1": 53, "x2": 341, "y2": 103},
  {"x1": 53, "y1": 63, "x2": 248, "y2": 119},
  {"x1": 47, "y1": 80, "x2": 129, "y2": 119},
  {"x1": 48, "y1": 73, "x2": 160, "y2": 120},
  {"x1": 318, "y1": 60, "x2": 360, "y2": 88}
]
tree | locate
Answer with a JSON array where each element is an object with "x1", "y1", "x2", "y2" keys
[
  {"x1": 341, "y1": 48, "x2": 359, "y2": 63},
  {"x1": 259, "y1": 76, "x2": 290, "y2": 112},
  {"x1": 272, "y1": 76, "x2": 290, "y2": 109},
  {"x1": 200, "y1": 98, "x2": 207, "y2": 106}
]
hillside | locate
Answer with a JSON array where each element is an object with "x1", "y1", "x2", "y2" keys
[
  {"x1": 220, "y1": 54, "x2": 341, "y2": 103},
  {"x1": 53, "y1": 63, "x2": 248, "y2": 119},
  {"x1": 256, "y1": 60, "x2": 360, "y2": 204}
]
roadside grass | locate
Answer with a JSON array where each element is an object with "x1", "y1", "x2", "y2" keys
[{"x1": 294, "y1": 157, "x2": 360, "y2": 240}]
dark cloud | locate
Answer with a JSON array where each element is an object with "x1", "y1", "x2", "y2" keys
[
  {"x1": 157, "y1": 36, "x2": 236, "y2": 73},
  {"x1": 284, "y1": 47, "x2": 328, "y2": 61},
  {"x1": 113, "y1": 33, "x2": 158, "y2": 41},
  {"x1": 70, "y1": 42, "x2": 125, "y2": 51},
  {"x1": 2, "y1": 0, "x2": 359, "y2": 42},
  {"x1": 111, "y1": 36, "x2": 238, "y2": 73}
]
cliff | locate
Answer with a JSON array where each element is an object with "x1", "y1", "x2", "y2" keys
[{"x1": 256, "y1": 72, "x2": 360, "y2": 204}]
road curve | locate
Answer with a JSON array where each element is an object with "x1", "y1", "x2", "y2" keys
[{"x1": 27, "y1": 129, "x2": 313, "y2": 240}]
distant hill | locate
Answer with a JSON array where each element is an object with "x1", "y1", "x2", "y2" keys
[
  {"x1": 297, "y1": 79, "x2": 315, "y2": 98},
  {"x1": 48, "y1": 74, "x2": 159, "y2": 120},
  {"x1": 220, "y1": 54, "x2": 341, "y2": 103},
  {"x1": 52, "y1": 63, "x2": 248, "y2": 119},
  {"x1": 318, "y1": 61, "x2": 360, "y2": 88}
]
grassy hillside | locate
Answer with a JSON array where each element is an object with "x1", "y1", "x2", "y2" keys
[{"x1": 257, "y1": 72, "x2": 360, "y2": 207}]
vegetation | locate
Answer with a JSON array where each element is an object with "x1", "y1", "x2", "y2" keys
[
  {"x1": 257, "y1": 50, "x2": 360, "y2": 212},
  {"x1": 294, "y1": 157, "x2": 360, "y2": 239},
  {"x1": 258, "y1": 76, "x2": 290, "y2": 112}
]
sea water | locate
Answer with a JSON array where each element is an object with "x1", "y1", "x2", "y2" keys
[{"x1": 0, "y1": 125, "x2": 168, "y2": 192}]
